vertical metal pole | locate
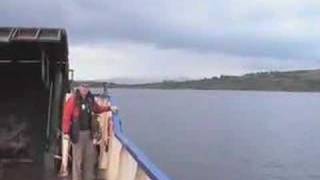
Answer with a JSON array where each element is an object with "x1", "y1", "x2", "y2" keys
[
  {"x1": 46, "y1": 82, "x2": 53, "y2": 148},
  {"x1": 41, "y1": 50, "x2": 46, "y2": 85},
  {"x1": 103, "y1": 83, "x2": 108, "y2": 96}
]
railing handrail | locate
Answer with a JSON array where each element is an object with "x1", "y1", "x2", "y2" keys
[{"x1": 109, "y1": 96, "x2": 170, "y2": 180}]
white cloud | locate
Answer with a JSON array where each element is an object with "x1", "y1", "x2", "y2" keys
[{"x1": 70, "y1": 42, "x2": 320, "y2": 82}]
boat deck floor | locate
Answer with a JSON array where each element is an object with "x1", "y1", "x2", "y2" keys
[{"x1": 0, "y1": 161, "x2": 106, "y2": 180}]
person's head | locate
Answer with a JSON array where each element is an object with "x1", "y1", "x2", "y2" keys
[{"x1": 79, "y1": 83, "x2": 89, "y2": 97}]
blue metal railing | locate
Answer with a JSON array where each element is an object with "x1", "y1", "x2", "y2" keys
[{"x1": 110, "y1": 97, "x2": 171, "y2": 180}]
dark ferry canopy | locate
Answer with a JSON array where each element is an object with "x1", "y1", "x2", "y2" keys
[{"x1": 0, "y1": 27, "x2": 68, "y2": 62}]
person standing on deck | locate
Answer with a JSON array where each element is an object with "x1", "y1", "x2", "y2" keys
[{"x1": 62, "y1": 83, "x2": 116, "y2": 180}]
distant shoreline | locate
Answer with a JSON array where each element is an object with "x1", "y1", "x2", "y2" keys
[
  {"x1": 74, "y1": 69, "x2": 320, "y2": 92},
  {"x1": 107, "y1": 87, "x2": 320, "y2": 93}
]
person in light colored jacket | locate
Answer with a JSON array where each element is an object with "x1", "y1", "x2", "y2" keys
[{"x1": 95, "y1": 97, "x2": 113, "y2": 170}]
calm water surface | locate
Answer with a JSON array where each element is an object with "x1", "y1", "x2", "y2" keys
[{"x1": 110, "y1": 89, "x2": 320, "y2": 180}]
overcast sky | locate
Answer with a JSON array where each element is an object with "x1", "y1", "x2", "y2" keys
[{"x1": 1, "y1": 0, "x2": 320, "y2": 82}]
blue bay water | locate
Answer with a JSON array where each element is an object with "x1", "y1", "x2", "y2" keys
[{"x1": 110, "y1": 89, "x2": 320, "y2": 180}]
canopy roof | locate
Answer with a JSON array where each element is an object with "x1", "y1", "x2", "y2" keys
[{"x1": 0, "y1": 27, "x2": 68, "y2": 61}]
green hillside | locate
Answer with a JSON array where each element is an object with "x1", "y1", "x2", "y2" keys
[{"x1": 109, "y1": 69, "x2": 320, "y2": 91}]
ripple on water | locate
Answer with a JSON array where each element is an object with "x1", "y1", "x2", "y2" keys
[
  {"x1": 307, "y1": 174, "x2": 320, "y2": 180},
  {"x1": 261, "y1": 161, "x2": 288, "y2": 180},
  {"x1": 262, "y1": 160, "x2": 286, "y2": 169}
]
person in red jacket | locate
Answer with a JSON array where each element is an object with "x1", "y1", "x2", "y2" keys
[{"x1": 62, "y1": 83, "x2": 114, "y2": 180}]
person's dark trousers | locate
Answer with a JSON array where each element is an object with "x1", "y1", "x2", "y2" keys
[{"x1": 72, "y1": 130, "x2": 97, "y2": 180}]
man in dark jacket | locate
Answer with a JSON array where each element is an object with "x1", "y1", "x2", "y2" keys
[{"x1": 62, "y1": 84, "x2": 114, "y2": 180}]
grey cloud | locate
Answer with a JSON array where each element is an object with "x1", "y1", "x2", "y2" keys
[
  {"x1": 0, "y1": 1, "x2": 65, "y2": 27},
  {"x1": 1, "y1": 0, "x2": 320, "y2": 60}
]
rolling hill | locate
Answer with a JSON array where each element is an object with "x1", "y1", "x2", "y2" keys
[{"x1": 76, "y1": 69, "x2": 320, "y2": 92}]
